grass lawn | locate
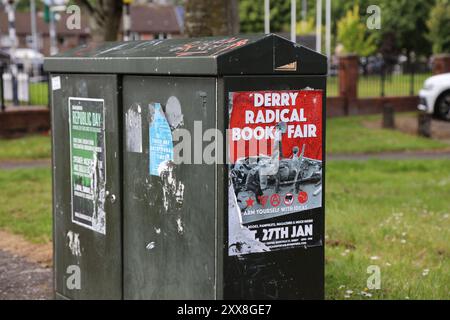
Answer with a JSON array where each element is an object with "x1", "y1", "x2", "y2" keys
[
  {"x1": 29, "y1": 82, "x2": 49, "y2": 106},
  {"x1": 0, "y1": 159, "x2": 448, "y2": 299},
  {"x1": 0, "y1": 168, "x2": 52, "y2": 243},
  {"x1": 326, "y1": 114, "x2": 449, "y2": 154},
  {"x1": 326, "y1": 160, "x2": 450, "y2": 300},
  {"x1": 0, "y1": 135, "x2": 51, "y2": 160},
  {"x1": 0, "y1": 113, "x2": 447, "y2": 162},
  {"x1": 5, "y1": 82, "x2": 49, "y2": 106}
]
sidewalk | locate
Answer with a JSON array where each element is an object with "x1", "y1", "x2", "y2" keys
[
  {"x1": 0, "y1": 249, "x2": 52, "y2": 300},
  {"x1": 0, "y1": 149, "x2": 449, "y2": 171},
  {"x1": 0, "y1": 230, "x2": 53, "y2": 300},
  {"x1": 328, "y1": 149, "x2": 450, "y2": 161},
  {"x1": 0, "y1": 159, "x2": 51, "y2": 170}
]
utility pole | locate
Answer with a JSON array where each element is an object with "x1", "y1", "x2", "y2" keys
[
  {"x1": 264, "y1": 0, "x2": 270, "y2": 34},
  {"x1": 123, "y1": 0, "x2": 132, "y2": 41},
  {"x1": 315, "y1": 0, "x2": 322, "y2": 53},
  {"x1": 49, "y1": 4, "x2": 58, "y2": 55},
  {"x1": 301, "y1": 0, "x2": 307, "y2": 22},
  {"x1": 4, "y1": 0, "x2": 19, "y2": 105},
  {"x1": 45, "y1": 0, "x2": 67, "y2": 56},
  {"x1": 325, "y1": 0, "x2": 331, "y2": 73},
  {"x1": 30, "y1": 0, "x2": 39, "y2": 76},
  {"x1": 0, "y1": 62, "x2": 5, "y2": 111},
  {"x1": 30, "y1": 0, "x2": 38, "y2": 52},
  {"x1": 290, "y1": 0, "x2": 296, "y2": 43}
]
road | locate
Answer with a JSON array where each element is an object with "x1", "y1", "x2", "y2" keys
[
  {"x1": 0, "y1": 159, "x2": 51, "y2": 170},
  {"x1": 0, "y1": 249, "x2": 52, "y2": 300}
]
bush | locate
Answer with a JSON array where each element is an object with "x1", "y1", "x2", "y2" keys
[{"x1": 337, "y1": 5, "x2": 377, "y2": 56}]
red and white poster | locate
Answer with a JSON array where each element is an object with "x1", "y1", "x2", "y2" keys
[{"x1": 228, "y1": 90, "x2": 323, "y2": 256}]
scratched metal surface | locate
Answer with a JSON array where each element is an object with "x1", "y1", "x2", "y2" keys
[
  {"x1": 44, "y1": 34, "x2": 327, "y2": 76},
  {"x1": 51, "y1": 74, "x2": 122, "y2": 299},
  {"x1": 122, "y1": 76, "x2": 217, "y2": 299}
]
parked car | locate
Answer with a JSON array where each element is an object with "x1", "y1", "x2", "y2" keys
[{"x1": 418, "y1": 73, "x2": 450, "y2": 120}]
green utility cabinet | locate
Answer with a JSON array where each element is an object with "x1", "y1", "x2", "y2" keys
[{"x1": 45, "y1": 34, "x2": 327, "y2": 300}]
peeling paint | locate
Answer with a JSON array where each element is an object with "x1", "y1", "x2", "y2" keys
[
  {"x1": 165, "y1": 96, "x2": 184, "y2": 130},
  {"x1": 146, "y1": 242, "x2": 156, "y2": 250},
  {"x1": 91, "y1": 151, "x2": 106, "y2": 233},
  {"x1": 158, "y1": 160, "x2": 185, "y2": 211},
  {"x1": 155, "y1": 227, "x2": 161, "y2": 234},
  {"x1": 67, "y1": 231, "x2": 81, "y2": 257},
  {"x1": 176, "y1": 218, "x2": 184, "y2": 234},
  {"x1": 228, "y1": 182, "x2": 269, "y2": 256},
  {"x1": 125, "y1": 104, "x2": 143, "y2": 153}
]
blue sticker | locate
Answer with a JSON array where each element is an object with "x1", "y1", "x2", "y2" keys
[{"x1": 149, "y1": 103, "x2": 174, "y2": 176}]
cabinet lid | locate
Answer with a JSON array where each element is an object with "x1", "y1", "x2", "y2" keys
[{"x1": 44, "y1": 34, "x2": 327, "y2": 76}]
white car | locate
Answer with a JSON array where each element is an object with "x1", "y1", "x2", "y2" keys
[{"x1": 418, "y1": 73, "x2": 450, "y2": 120}]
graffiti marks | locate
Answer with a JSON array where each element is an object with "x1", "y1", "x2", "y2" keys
[
  {"x1": 67, "y1": 231, "x2": 81, "y2": 257},
  {"x1": 170, "y1": 37, "x2": 249, "y2": 57}
]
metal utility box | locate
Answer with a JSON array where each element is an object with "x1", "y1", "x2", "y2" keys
[{"x1": 45, "y1": 34, "x2": 327, "y2": 300}]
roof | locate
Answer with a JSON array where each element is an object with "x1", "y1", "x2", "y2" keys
[
  {"x1": 0, "y1": 5, "x2": 181, "y2": 36},
  {"x1": 44, "y1": 34, "x2": 327, "y2": 76},
  {"x1": 0, "y1": 12, "x2": 90, "y2": 36}
]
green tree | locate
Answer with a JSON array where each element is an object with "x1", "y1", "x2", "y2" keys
[
  {"x1": 15, "y1": 0, "x2": 44, "y2": 12},
  {"x1": 239, "y1": 0, "x2": 293, "y2": 33},
  {"x1": 239, "y1": 0, "x2": 264, "y2": 33},
  {"x1": 296, "y1": 17, "x2": 315, "y2": 36},
  {"x1": 427, "y1": 0, "x2": 450, "y2": 54},
  {"x1": 331, "y1": 0, "x2": 376, "y2": 32},
  {"x1": 380, "y1": 0, "x2": 435, "y2": 57},
  {"x1": 336, "y1": 5, "x2": 376, "y2": 56}
]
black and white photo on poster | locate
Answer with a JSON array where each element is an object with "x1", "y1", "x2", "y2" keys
[{"x1": 228, "y1": 90, "x2": 323, "y2": 256}]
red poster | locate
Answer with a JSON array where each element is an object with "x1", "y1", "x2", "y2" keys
[{"x1": 228, "y1": 90, "x2": 323, "y2": 256}]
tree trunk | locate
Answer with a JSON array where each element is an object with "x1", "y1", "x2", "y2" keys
[
  {"x1": 226, "y1": 0, "x2": 240, "y2": 35},
  {"x1": 184, "y1": 0, "x2": 210, "y2": 37},
  {"x1": 185, "y1": 0, "x2": 240, "y2": 37},
  {"x1": 76, "y1": 0, "x2": 123, "y2": 42}
]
